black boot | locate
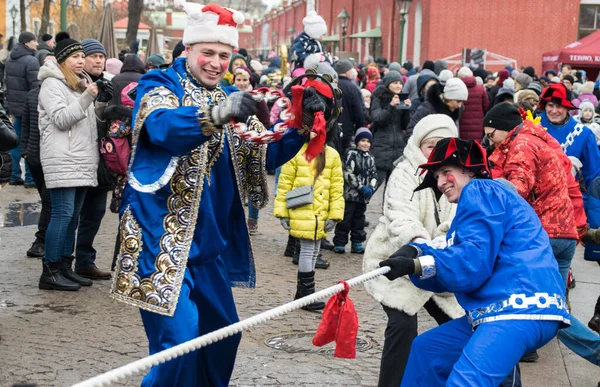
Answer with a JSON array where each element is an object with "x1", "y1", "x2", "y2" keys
[
  {"x1": 292, "y1": 240, "x2": 300, "y2": 265},
  {"x1": 315, "y1": 253, "x2": 330, "y2": 269},
  {"x1": 320, "y1": 238, "x2": 334, "y2": 251},
  {"x1": 59, "y1": 257, "x2": 93, "y2": 286},
  {"x1": 39, "y1": 262, "x2": 81, "y2": 291},
  {"x1": 295, "y1": 271, "x2": 325, "y2": 311},
  {"x1": 588, "y1": 296, "x2": 600, "y2": 333},
  {"x1": 27, "y1": 240, "x2": 45, "y2": 258},
  {"x1": 284, "y1": 235, "x2": 298, "y2": 257}
]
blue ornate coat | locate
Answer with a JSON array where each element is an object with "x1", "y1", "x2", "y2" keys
[{"x1": 110, "y1": 59, "x2": 305, "y2": 316}]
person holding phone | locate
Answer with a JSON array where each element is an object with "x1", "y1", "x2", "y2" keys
[{"x1": 370, "y1": 71, "x2": 412, "y2": 191}]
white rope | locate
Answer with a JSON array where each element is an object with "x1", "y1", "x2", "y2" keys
[{"x1": 71, "y1": 267, "x2": 390, "y2": 387}]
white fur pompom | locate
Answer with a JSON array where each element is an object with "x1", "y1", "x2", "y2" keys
[{"x1": 232, "y1": 11, "x2": 245, "y2": 25}]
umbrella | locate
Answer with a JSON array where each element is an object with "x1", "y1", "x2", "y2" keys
[
  {"x1": 97, "y1": 2, "x2": 119, "y2": 59},
  {"x1": 146, "y1": 27, "x2": 160, "y2": 59}
]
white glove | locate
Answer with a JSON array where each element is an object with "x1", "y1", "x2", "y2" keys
[
  {"x1": 280, "y1": 218, "x2": 291, "y2": 230},
  {"x1": 211, "y1": 92, "x2": 257, "y2": 125},
  {"x1": 569, "y1": 156, "x2": 583, "y2": 177}
]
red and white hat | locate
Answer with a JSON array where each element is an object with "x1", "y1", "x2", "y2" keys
[{"x1": 174, "y1": 1, "x2": 245, "y2": 48}]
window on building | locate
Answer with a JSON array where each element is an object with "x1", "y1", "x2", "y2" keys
[
  {"x1": 33, "y1": 19, "x2": 41, "y2": 36},
  {"x1": 579, "y1": 5, "x2": 600, "y2": 39}
]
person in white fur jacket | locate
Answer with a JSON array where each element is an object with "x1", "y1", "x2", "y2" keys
[{"x1": 363, "y1": 114, "x2": 463, "y2": 386}]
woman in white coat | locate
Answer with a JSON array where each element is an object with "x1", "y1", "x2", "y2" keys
[
  {"x1": 37, "y1": 35, "x2": 105, "y2": 291},
  {"x1": 363, "y1": 114, "x2": 463, "y2": 386}
]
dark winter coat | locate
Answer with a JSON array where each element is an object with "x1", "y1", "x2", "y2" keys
[
  {"x1": 370, "y1": 86, "x2": 411, "y2": 171},
  {"x1": 458, "y1": 76, "x2": 489, "y2": 142},
  {"x1": 407, "y1": 82, "x2": 462, "y2": 137},
  {"x1": 110, "y1": 55, "x2": 145, "y2": 107},
  {"x1": 35, "y1": 42, "x2": 53, "y2": 66},
  {"x1": 487, "y1": 85, "x2": 501, "y2": 106},
  {"x1": 5, "y1": 44, "x2": 40, "y2": 117},
  {"x1": 409, "y1": 73, "x2": 439, "y2": 117},
  {"x1": 20, "y1": 86, "x2": 41, "y2": 166},
  {"x1": 0, "y1": 104, "x2": 17, "y2": 183},
  {"x1": 292, "y1": 32, "x2": 323, "y2": 69},
  {"x1": 343, "y1": 147, "x2": 378, "y2": 203},
  {"x1": 337, "y1": 75, "x2": 365, "y2": 138}
]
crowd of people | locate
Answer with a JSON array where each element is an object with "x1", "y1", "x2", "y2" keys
[{"x1": 0, "y1": 2, "x2": 600, "y2": 386}]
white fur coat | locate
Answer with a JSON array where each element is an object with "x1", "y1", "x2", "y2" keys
[{"x1": 363, "y1": 130, "x2": 464, "y2": 318}]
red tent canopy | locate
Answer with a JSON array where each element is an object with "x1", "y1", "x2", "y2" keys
[{"x1": 542, "y1": 30, "x2": 600, "y2": 79}]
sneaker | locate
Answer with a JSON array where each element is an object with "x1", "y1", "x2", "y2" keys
[
  {"x1": 519, "y1": 350, "x2": 539, "y2": 363},
  {"x1": 588, "y1": 315, "x2": 600, "y2": 333},
  {"x1": 27, "y1": 241, "x2": 45, "y2": 258},
  {"x1": 334, "y1": 246, "x2": 345, "y2": 254},
  {"x1": 568, "y1": 267, "x2": 576, "y2": 289},
  {"x1": 247, "y1": 218, "x2": 258, "y2": 235},
  {"x1": 351, "y1": 242, "x2": 365, "y2": 254}
]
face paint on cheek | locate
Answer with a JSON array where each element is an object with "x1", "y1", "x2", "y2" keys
[
  {"x1": 197, "y1": 56, "x2": 208, "y2": 67},
  {"x1": 221, "y1": 60, "x2": 229, "y2": 72},
  {"x1": 447, "y1": 174, "x2": 457, "y2": 184}
]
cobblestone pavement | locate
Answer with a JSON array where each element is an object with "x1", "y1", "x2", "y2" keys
[{"x1": 1, "y1": 176, "x2": 599, "y2": 386}]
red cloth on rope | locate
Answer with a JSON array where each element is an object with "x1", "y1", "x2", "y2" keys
[
  {"x1": 312, "y1": 281, "x2": 359, "y2": 359},
  {"x1": 304, "y1": 111, "x2": 326, "y2": 162},
  {"x1": 286, "y1": 85, "x2": 305, "y2": 129}
]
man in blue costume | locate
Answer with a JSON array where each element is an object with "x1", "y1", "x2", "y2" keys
[
  {"x1": 380, "y1": 138, "x2": 571, "y2": 387},
  {"x1": 109, "y1": 3, "x2": 309, "y2": 386}
]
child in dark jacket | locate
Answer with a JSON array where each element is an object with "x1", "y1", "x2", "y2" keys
[{"x1": 333, "y1": 128, "x2": 378, "y2": 253}]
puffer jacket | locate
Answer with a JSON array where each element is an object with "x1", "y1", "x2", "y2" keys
[
  {"x1": 5, "y1": 44, "x2": 40, "y2": 116},
  {"x1": 370, "y1": 86, "x2": 410, "y2": 171},
  {"x1": 488, "y1": 120, "x2": 578, "y2": 239},
  {"x1": 38, "y1": 61, "x2": 99, "y2": 189},
  {"x1": 20, "y1": 86, "x2": 41, "y2": 166},
  {"x1": 274, "y1": 144, "x2": 345, "y2": 240},
  {"x1": 0, "y1": 104, "x2": 17, "y2": 183},
  {"x1": 407, "y1": 82, "x2": 462, "y2": 137},
  {"x1": 110, "y1": 55, "x2": 145, "y2": 106},
  {"x1": 35, "y1": 42, "x2": 53, "y2": 66},
  {"x1": 458, "y1": 76, "x2": 489, "y2": 142},
  {"x1": 363, "y1": 118, "x2": 463, "y2": 317},
  {"x1": 343, "y1": 148, "x2": 377, "y2": 203}
]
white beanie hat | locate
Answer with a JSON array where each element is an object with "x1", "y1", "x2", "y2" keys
[
  {"x1": 503, "y1": 78, "x2": 515, "y2": 91},
  {"x1": 439, "y1": 69, "x2": 454, "y2": 85},
  {"x1": 442, "y1": 78, "x2": 468, "y2": 101},
  {"x1": 414, "y1": 114, "x2": 459, "y2": 145},
  {"x1": 174, "y1": 1, "x2": 245, "y2": 48},
  {"x1": 579, "y1": 100, "x2": 596, "y2": 112},
  {"x1": 457, "y1": 66, "x2": 473, "y2": 78},
  {"x1": 250, "y1": 59, "x2": 263, "y2": 72},
  {"x1": 303, "y1": 11, "x2": 328, "y2": 40}
]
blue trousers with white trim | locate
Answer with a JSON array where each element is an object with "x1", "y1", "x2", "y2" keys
[
  {"x1": 400, "y1": 315, "x2": 560, "y2": 387},
  {"x1": 139, "y1": 256, "x2": 241, "y2": 387}
]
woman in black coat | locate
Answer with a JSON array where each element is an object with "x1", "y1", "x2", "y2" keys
[
  {"x1": 370, "y1": 71, "x2": 411, "y2": 190},
  {"x1": 0, "y1": 104, "x2": 18, "y2": 186}
]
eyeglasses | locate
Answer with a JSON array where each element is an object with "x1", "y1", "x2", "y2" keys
[{"x1": 486, "y1": 129, "x2": 497, "y2": 139}]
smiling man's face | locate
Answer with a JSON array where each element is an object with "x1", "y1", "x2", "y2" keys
[
  {"x1": 185, "y1": 42, "x2": 233, "y2": 88},
  {"x1": 434, "y1": 165, "x2": 474, "y2": 203}
]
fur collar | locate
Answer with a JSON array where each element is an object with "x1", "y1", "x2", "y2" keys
[{"x1": 425, "y1": 82, "x2": 462, "y2": 122}]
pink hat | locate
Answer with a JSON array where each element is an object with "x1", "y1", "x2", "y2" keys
[{"x1": 105, "y1": 58, "x2": 123, "y2": 76}]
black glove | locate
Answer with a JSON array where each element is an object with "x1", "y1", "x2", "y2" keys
[
  {"x1": 95, "y1": 79, "x2": 114, "y2": 103},
  {"x1": 211, "y1": 92, "x2": 258, "y2": 125},
  {"x1": 302, "y1": 87, "x2": 326, "y2": 113},
  {"x1": 379, "y1": 244, "x2": 419, "y2": 281}
]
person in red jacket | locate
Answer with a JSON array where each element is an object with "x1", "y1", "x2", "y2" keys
[
  {"x1": 456, "y1": 66, "x2": 489, "y2": 142},
  {"x1": 485, "y1": 102, "x2": 600, "y2": 366}
]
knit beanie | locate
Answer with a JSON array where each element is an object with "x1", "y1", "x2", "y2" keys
[
  {"x1": 580, "y1": 81, "x2": 595, "y2": 95},
  {"x1": 483, "y1": 103, "x2": 522, "y2": 132},
  {"x1": 383, "y1": 70, "x2": 403, "y2": 88},
  {"x1": 527, "y1": 81, "x2": 543, "y2": 95},
  {"x1": 579, "y1": 101, "x2": 595, "y2": 112},
  {"x1": 497, "y1": 69, "x2": 510, "y2": 87},
  {"x1": 334, "y1": 59, "x2": 353, "y2": 75},
  {"x1": 439, "y1": 70, "x2": 454, "y2": 86},
  {"x1": 41, "y1": 33, "x2": 53, "y2": 42},
  {"x1": 250, "y1": 59, "x2": 262, "y2": 72},
  {"x1": 562, "y1": 74, "x2": 575, "y2": 85},
  {"x1": 442, "y1": 78, "x2": 468, "y2": 101},
  {"x1": 388, "y1": 62, "x2": 402, "y2": 73},
  {"x1": 503, "y1": 78, "x2": 515, "y2": 91},
  {"x1": 354, "y1": 127, "x2": 373, "y2": 145},
  {"x1": 523, "y1": 66, "x2": 535, "y2": 78},
  {"x1": 402, "y1": 61, "x2": 413, "y2": 71},
  {"x1": 515, "y1": 73, "x2": 533, "y2": 89},
  {"x1": 457, "y1": 66, "x2": 473, "y2": 78},
  {"x1": 172, "y1": 40, "x2": 185, "y2": 59},
  {"x1": 54, "y1": 32, "x2": 83, "y2": 64},
  {"x1": 422, "y1": 60, "x2": 435, "y2": 72},
  {"x1": 415, "y1": 114, "x2": 458, "y2": 144},
  {"x1": 303, "y1": 11, "x2": 327, "y2": 40},
  {"x1": 105, "y1": 58, "x2": 123, "y2": 76},
  {"x1": 18, "y1": 31, "x2": 36, "y2": 44},
  {"x1": 81, "y1": 38, "x2": 107, "y2": 57},
  {"x1": 146, "y1": 54, "x2": 166, "y2": 67}
]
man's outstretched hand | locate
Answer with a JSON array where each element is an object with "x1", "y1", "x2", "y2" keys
[{"x1": 211, "y1": 92, "x2": 258, "y2": 125}]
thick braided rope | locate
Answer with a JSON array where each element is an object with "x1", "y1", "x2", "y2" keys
[{"x1": 71, "y1": 266, "x2": 390, "y2": 387}]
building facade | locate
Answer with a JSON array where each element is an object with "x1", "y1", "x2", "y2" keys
[{"x1": 251, "y1": 0, "x2": 595, "y2": 74}]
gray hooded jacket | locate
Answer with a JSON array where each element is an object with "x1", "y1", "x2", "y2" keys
[{"x1": 38, "y1": 61, "x2": 99, "y2": 189}]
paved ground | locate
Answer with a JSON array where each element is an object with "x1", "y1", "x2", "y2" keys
[{"x1": 0, "y1": 175, "x2": 599, "y2": 386}]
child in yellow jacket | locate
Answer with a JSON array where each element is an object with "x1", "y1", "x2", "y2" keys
[{"x1": 274, "y1": 142, "x2": 345, "y2": 310}]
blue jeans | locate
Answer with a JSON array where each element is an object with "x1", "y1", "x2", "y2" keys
[
  {"x1": 45, "y1": 187, "x2": 87, "y2": 264},
  {"x1": 549, "y1": 238, "x2": 600, "y2": 365},
  {"x1": 401, "y1": 315, "x2": 557, "y2": 387},
  {"x1": 587, "y1": 176, "x2": 600, "y2": 199},
  {"x1": 549, "y1": 238, "x2": 576, "y2": 287},
  {"x1": 274, "y1": 166, "x2": 282, "y2": 197},
  {"x1": 9, "y1": 116, "x2": 34, "y2": 185},
  {"x1": 248, "y1": 198, "x2": 259, "y2": 220}
]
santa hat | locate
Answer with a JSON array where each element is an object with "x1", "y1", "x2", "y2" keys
[
  {"x1": 174, "y1": 1, "x2": 245, "y2": 48},
  {"x1": 303, "y1": 11, "x2": 327, "y2": 40}
]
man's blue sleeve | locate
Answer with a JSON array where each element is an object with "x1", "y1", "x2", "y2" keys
[
  {"x1": 580, "y1": 129, "x2": 600, "y2": 187},
  {"x1": 265, "y1": 127, "x2": 305, "y2": 170}
]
